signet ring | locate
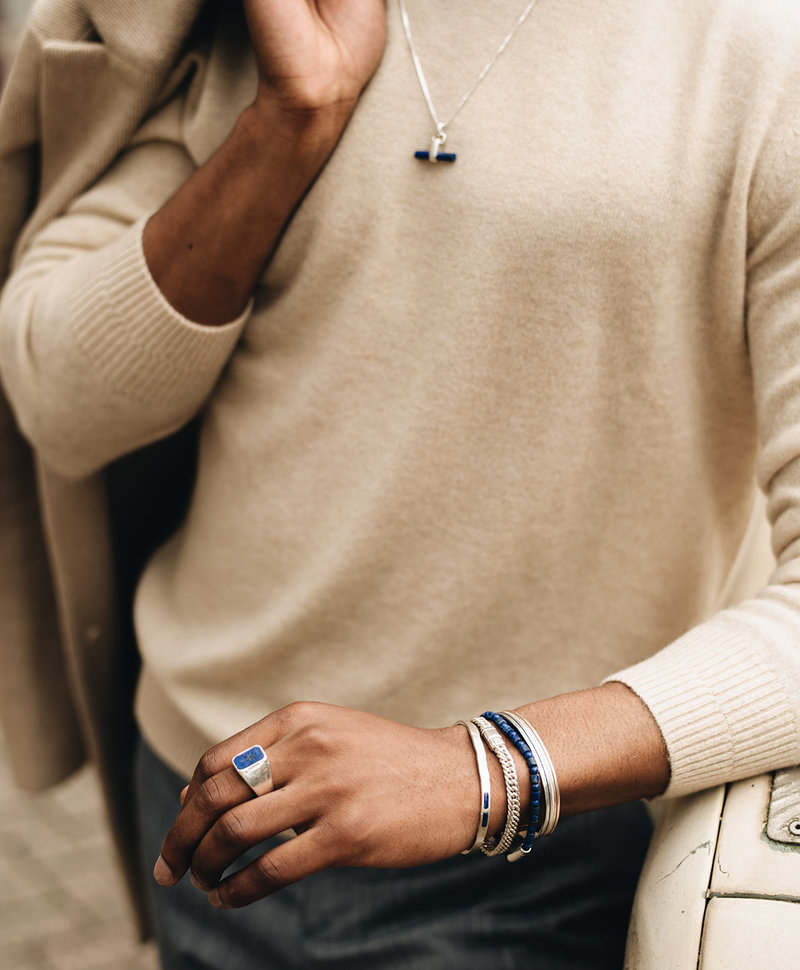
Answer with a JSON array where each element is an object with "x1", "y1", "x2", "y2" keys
[{"x1": 232, "y1": 745, "x2": 273, "y2": 796}]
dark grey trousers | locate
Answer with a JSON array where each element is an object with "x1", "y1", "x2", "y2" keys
[{"x1": 135, "y1": 738, "x2": 651, "y2": 970}]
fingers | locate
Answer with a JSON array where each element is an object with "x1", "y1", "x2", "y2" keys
[
  {"x1": 156, "y1": 765, "x2": 255, "y2": 885},
  {"x1": 179, "y1": 702, "x2": 308, "y2": 807},
  {"x1": 209, "y1": 829, "x2": 337, "y2": 909},
  {"x1": 155, "y1": 705, "x2": 309, "y2": 886},
  {"x1": 180, "y1": 716, "x2": 278, "y2": 807},
  {"x1": 187, "y1": 786, "x2": 302, "y2": 892}
]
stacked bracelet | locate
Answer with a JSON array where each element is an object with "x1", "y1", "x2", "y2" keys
[
  {"x1": 482, "y1": 711, "x2": 541, "y2": 860},
  {"x1": 471, "y1": 716, "x2": 521, "y2": 856},
  {"x1": 456, "y1": 720, "x2": 492, "y2": 854},
  {"x1": 457, "y1": 710, "x2": 560, "y2": 861},
  {"x1": 501, "y1": 710, "x2": 560, "y2": 839}
]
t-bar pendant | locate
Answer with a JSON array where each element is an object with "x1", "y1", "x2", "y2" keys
[{"x1": 415, "y1": 130, "x2": 456, "y2": 164}]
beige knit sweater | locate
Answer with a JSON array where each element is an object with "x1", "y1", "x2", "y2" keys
[{"x1": 2, "y1": 0, "x2": 800, "y2": 796}]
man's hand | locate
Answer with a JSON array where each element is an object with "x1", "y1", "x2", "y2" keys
[
  {"x1": 244, "y1": 0, "x2": 386, "y2": 119},
  {"x1": 153, "y1": 702, "x2": 487, "y2": 909}
]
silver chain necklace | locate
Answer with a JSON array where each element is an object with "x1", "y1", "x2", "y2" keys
[{"x1": 398, "y1": 0, "x2": 540, "y2": 164}]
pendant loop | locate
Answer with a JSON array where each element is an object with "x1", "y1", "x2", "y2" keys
[
  {"x1": 429, "y1": 132, "x2": 445, "y2": 164},
  {"x1": 414, "y1": 123, "x2": 456, "y2": 163}
]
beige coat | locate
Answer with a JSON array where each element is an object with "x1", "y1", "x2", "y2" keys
[{"x1": 0, "y1": 0, "x2": 215, "y2": 928}]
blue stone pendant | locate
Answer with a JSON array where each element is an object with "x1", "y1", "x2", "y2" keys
[
  {"x1": 415, "y1": 150, "x2": 457, "y2": 163},
  {"x1": 415, "y1": 132, "x2": 456, "y2": 164}
]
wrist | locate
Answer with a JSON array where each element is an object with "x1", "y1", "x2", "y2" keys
[
  {"x1": 516, "y1": 685, "x2": 670, "y2": 818},
  {"x1": 244, "y1": 89, "x2": 356, "y2": 165},
  {"x1": 143, "y1": 94, "x2": 352, "y2": 327}
]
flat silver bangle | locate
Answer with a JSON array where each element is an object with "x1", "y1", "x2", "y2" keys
[
  {"x1": 501, "y1": 710, "x2": 560, "y2": 838},
  {"x1": 456, "y1": 720, "x2": 492, "y2": 854},
  {"x1": 471, "y1": 716, "x2": 521, "y2": 856}
]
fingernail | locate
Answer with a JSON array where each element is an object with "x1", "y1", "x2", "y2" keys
[
  {"x1": 208, "y1": 888, "x2": 223, "y2": 909},
  {"x1": 153, "y1": 855, "x2": 175, "y2": 886}
]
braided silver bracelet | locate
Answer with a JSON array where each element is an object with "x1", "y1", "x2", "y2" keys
[
  {"x1": 501, "y1": 710, "x2": 560, "y2": 839},
  {"x1": 471, "y1": 716, "x2": 521, "y2": 856},
  {"x1": 456, "y1": 720, "x2": 492, "y2": 854}
]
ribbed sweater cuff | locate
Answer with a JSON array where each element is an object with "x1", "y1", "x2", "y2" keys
[
  {"x1": 69, "y1": 219, "x2": 249, "y2": 410},
  {"x1": 606, "y1": 619, "x2": 798, "y2": 798}
]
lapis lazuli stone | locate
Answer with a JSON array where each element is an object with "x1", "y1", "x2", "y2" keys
[
  {"x1": 414, "y1": 150, "x2": 457, "y2": 162},
  {"x1": 233, "y1": 746, "x2": 264, "y2": 770}
]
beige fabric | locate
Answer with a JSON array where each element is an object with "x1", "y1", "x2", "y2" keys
[
  {"x1": 2, "y1": 1, "x2": 800, "y2": 923},
  {"x1": 0, "y1": 0, "x2": 210, "y2": 931}
]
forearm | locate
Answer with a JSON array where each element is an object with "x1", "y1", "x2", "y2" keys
[
  {"x1": 143, "y1": 98, "x2": 353, "y2": 325},
  {"x1": 512, "y1": 683, "x2": 670, "y2": 819},
  {"x1": 0, "y1": 100, "x2": 353, "y2": 476}
]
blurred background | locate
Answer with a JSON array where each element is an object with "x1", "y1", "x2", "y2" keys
[
  {"x1": 0, "y1": 1, "x2": 158, "y2": 966},
  {"x1": 0, "y1": 735, "x2": 158, "y2": 970}
]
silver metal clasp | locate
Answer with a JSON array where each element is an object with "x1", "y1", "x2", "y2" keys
[{"x1": 429, "y1": 126, "x2": 447, "y2": 163}]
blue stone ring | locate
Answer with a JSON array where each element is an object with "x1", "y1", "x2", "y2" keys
[{"x1": 232, "y1": 744, "x2": 273, "y2": 796}]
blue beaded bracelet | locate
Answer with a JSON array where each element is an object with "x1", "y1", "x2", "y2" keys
[{"x1": 482, "y1": 711, "x2": 541, "y2": 857}]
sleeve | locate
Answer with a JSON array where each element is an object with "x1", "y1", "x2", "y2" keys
[
  {"x1": 0, "y1": 92, "x2": 250, "y2": 479},
  {"x1": 606, "y1": 99, "x2": 800, "y2": 798}
]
